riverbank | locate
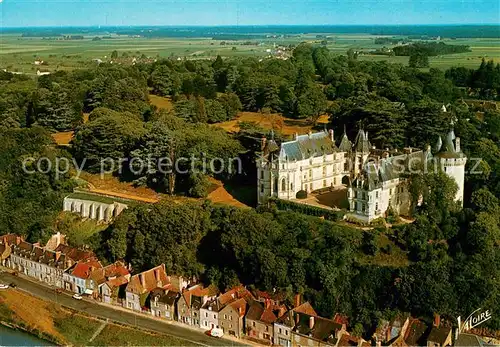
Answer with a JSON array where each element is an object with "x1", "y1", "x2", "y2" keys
[{"x1": 0, "y1": 289, "x2": 192, "y2": 346}]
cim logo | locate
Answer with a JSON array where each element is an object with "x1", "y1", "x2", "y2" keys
[{"x1": 459, "y1": 308, "x2": 493, "y2": 333}]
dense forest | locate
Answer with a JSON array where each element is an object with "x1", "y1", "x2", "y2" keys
[{"x1": 0, "y1": 43, "x2": 499, "y2": 336}]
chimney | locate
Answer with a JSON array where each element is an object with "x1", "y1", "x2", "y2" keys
[
  {"x1": 433, "y1": 313, "x2": 440, "y2": 327},
  {"x1": 265, "y1": 298, "x2": 271, "y2": 309},
  {"x1": 309, "y1": 316, "x2": 315, "y2": 330},
  {"x1": 455, "y1": 137, "x2": 460, "y2": 152},
  {"x1": 294, "y1": 293, "x2": 301, "y2": 308},
  {"x1": 139, "y1": 273, "x2": 146, "y2": 288},
  {"x1": 261, "y1": 137, "x2": 267, "y2": 151},
  {"x1": 329, "y1": 129, "x2": 334, "y2": 142}
]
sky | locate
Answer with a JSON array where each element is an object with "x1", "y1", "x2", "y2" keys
[{"x1": 1, "y1": 0, "x2": 499, "y2": 27}]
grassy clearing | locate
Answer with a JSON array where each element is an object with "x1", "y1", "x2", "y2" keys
[
  {"x1": 55, "y1": 212, "x2": 107, "y2": 247},
  {"x1": 149, "y1": 94, "x2": 174, "y2": 111},
  {"x1": 0, "y1": 289, "x2": 193, "y2": 346},
  {"x1": 90, "y1": 323, "x2": 193, "y2": 346},
  {"x1": 215, "y1": 111, "x2": 329, "y2": 136},
  {"x1": 358, "y1": 233, "x2": 410, "y2": 267}
]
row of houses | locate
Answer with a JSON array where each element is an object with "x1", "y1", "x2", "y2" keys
[{"x1": 0, "y1": 233, "x2": 492, "y2": 346}]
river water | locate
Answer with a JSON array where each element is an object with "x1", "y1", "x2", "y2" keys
[{"x1": 0, "y1": 325, "x2": 52, "y2": 346}]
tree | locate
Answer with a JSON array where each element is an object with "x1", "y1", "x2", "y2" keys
[
  {"x1": 111, "y1": 50, "x2": 118, "y2": 59},
  {"x1": 296, "y1": 83, "x2": 327, "y2": 124},
  {"x1": 72, "y1": 112, "x2": 145, "y2": 172},
  {"x1": 409, "y1": 51, "x2": 429, "y2": 68}
]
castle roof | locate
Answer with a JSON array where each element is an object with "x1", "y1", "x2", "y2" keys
[
  {"x1": 281, "y1": 131, "x2": 338, "y2": 161},
  {"x1": 354, "y1": 129, "x2": 371, "y2": 153},
  {"x1": 435, "y1": 129, "x2": 466, "y2": 159}
]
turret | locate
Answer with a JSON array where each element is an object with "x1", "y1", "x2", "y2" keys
[{"x1": 434, "y1": 129, "x2": 467, "y2": 206}]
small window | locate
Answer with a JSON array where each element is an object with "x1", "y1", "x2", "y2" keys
[
  {"x1": 260, "y1": 170, "x2": 264, "y2": 179},
  {"x1": 260, "y1": 184, "x2": 264, "y2": 193},
  {"x1": 224, "y1": 314, "x2": 227, "y2": 319},
  {"x1": 279, "y1": 328, "x2": 282, "y2": 334},
  {"x1": 253, "y1": 322, "x2": 256, "y2": 327},
  {"x1": 285, "y1": 330, "x2": 288, "y2": 336},
  {"x1": 323, "y1": 180, "x2": 327, "y2": 187},
  {"x1": 375, "y1": 191, "x2": 379, "y2": 198},
  {"x1": 309, "y1": 183, "x2": 313, "y2": 191},
  {"x1": 375, "y1": 202, "x2": 379, "y2": 211},
  {"x1": 309, "y1": 169, "x2": 312, "y2": 178},
  {"x1": 323, "y1": 167, "x2": 326, "y2": 175}
]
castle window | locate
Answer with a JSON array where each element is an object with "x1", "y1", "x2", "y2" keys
[
  {"x1": 376, "y1": 191, "x2": 379, "y2": 198},
  {"x1": 323, "y1": 180, "x2": 327, "y2": 187},
  {"x1": 281, "y1": 178, "x2": 286, "y2": 192},
  {"x1": 274, "y1": 178, "x2": 278, "y2": 192},
  {"x1": 309, "y1": 183, "x2": 313, "y2": 191},
  {"x1": 323, "y1": 167, "x2": 327, "y2": 176},
  {"x1": 334, "y1": 177, "x2": 337, "y2": 185},
  {"x1": 309, "y1": 169, "x2": 312, "y2": 178},
  {"x1": 260, "y1": 171, "x2": 264, "y2": 179},
  {"x1": 375, "y1": 202, "x2": 379, "y2": 212},
  {"x1": 260, "y1": 184, "x2": 264, "y2": 193},
  {"x1": 290, "y1": 183, "x2": 293, "y2": 191},
  {"x1": 390, "y1": 188, "x2": 392, "y2": 195}
]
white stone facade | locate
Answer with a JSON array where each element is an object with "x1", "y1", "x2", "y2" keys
[
  {"x1": 63, "y1": 192, "x2": 128, "y2": 222},
  {"x1": 257, "y1": 129, "x2": 466, "y2": 224}
]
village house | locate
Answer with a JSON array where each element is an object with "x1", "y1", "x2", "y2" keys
[
  {"x1": 89, "y1": 261, "x2": 130, "y2": 300},
  {"x1": 125, "y1": 264, "x2": 169, "y2": 312},
  {"x1": 245, "y1": 299, "x2": 279, "y2": 343},
  {"x1": 150, "y1": 288, "x2": 178, "y2": 320},
  {"x1": 219, "y1": 297, "x2": 248, "y2": 338},
  {"x1": 63, "y1": 258, "x2": 103, "y2": 295},
  {"x1": 426, "y1": 315, "x2": 452, "y2": 347},
  {"x1": 200, "y1": 298, "x2": 222, "y2": 331},
  {"x1": 372, "y1": 313, "x2": 411, "y2": 346},
  {"x1": 177, "y1": 284, "x2": 218, "y2": 327},
  {"x1": 291, "y1": 311, "x2": 347, "y2": 347},
  {"x1": 274, "y1": 300, "x2": 318, "y2": 347},
  {"x1": 100, "y1": 276, "x2": 129, "y2": 305},
  {"x1": 7, "y1": 241, "x2": 71, "y2": 288}
]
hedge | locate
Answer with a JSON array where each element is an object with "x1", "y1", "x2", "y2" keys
[{"x1": 270, "y1": 198, "x2": 345, "y2": 222}]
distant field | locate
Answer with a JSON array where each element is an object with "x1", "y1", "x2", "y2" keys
[{"x1": 1, "y1": 33, "x2": 498, "y2": 73}]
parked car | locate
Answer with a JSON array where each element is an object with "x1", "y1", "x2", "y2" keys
[
  {"x1": 72, "y1": 293, "x2": 83, "y2": 300},
  {"x1": 210, "y1": 328, "x2": 224, "y2": 338},
  {"x1": 9, "y1": 283, "x2": 16, "y2": 288},
  {"x1": 0, "y1": 284, "x2": 9, "y2": 289}
]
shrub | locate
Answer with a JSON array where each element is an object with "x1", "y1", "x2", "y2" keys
[
  {"x1": 296, "y1": 190, "x2": 308, "y2": 199},
  {"x1": 270, "y1": 198, "x2": 345, "y2": 222}
]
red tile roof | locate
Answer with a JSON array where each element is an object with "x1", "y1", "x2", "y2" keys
[
  {"x1": 71, "y1": 259, "x2": 103, "y2": 279},
  {"x1": 229, "y1": 297, "x2": 248, "y2": 317},
  {"x1": 294, "y1": 302, "x2": 317, "y2": 316},
  {"x1": 182, "y1": 285, "x2": 218, "y2": 308},
  {"x1": 126, "y1": 264, "x2": 169, "y2": 295},
  {"x1": 55, "y1": 244, "x2": 95, "y2": 262},
  {"x1": 218, "y1": 286, "x2": 254, "y2": 306}
]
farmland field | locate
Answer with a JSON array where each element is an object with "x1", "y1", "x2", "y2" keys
[{"x1": 1, "y1": 31, "x2": 499, "y2": 73}]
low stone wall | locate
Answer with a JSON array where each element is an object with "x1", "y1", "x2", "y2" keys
[{"x1": 63, "y1": 196, "x2": 128, "y2": 222}]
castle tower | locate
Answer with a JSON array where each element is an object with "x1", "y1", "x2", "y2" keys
[{"x1": 434, "y1": 129, "x2": 467, "y2": 206}]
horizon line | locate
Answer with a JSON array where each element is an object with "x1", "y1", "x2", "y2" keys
[{"x1": 2, "y1": 23, "x2": 500, "y2": 30}]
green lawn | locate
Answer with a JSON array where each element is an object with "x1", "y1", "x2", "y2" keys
[{"x1": 90, "y1": 324, "x2": 195, "y2": 346}]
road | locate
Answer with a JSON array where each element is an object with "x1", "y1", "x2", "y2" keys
[{"x1": 0, "y1": 272, "x2": 246, "y2": 347}]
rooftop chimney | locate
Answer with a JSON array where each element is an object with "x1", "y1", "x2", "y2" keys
[
  {"x1": 329, "y1": 129, "x2": 334, "y2": 142},
  {"x1": 433, "y1": 313, "x2": 440, "y2": 327},
  {"x1": 309, "y1": 316, "x2": 315, "y2": 330},
  {"x1": 294, "y1": 293, "x2": 301, "y2": 308}
]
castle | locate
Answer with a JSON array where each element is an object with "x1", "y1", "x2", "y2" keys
[{"x1": 256, "y1": 128, "x2": 466, "y2": 223}]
